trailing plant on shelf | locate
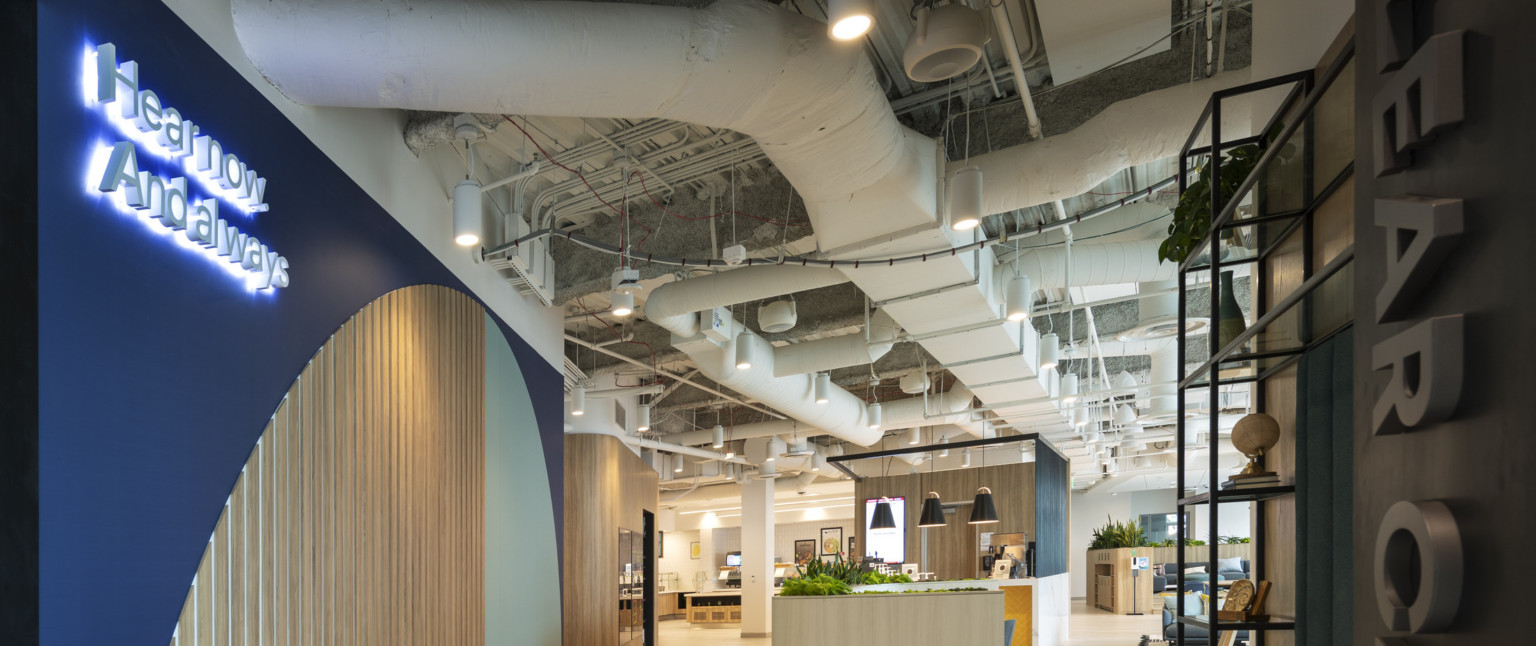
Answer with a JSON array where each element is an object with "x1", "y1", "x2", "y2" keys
[
  {"x1": 861, "y1": 571, "x2": 913, "y2": 585},
  {"x1": 796, "y1": 552, "x2": 863, "y2": 585},
  {"x1": 1159, "y1": 124, "x2": 1288, "y2": 264},
  {"x1": 1088, "y1": 516, "x2": 1148, "y2": 550},
  {"x1": 1217, "y1": 535, "x2": 1251, "y2": 544}
]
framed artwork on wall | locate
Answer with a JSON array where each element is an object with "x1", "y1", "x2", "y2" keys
[
  {"x1": 820, "y1": 527, "x2": 843, "y2": 555},
  {"x1": 689, "y1": 542, "x2": 701, "y2": 559},
  {"x1": 794, "y1": 539, "x2": 815, "y2": 565}
]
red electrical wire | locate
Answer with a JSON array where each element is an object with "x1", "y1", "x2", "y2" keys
[
  {"x1": 630, "y1": 171, "x2": 810, "y2": 227},
  {"x1": 501, "y1": 115, "x2": 653, "y2": 262}
]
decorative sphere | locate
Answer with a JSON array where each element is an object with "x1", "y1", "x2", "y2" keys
[{"x1": 1232, "y1": 413, "x2": 1281, "y2": 456}]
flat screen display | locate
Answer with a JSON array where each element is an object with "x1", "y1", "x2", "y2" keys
[
  {"x1": 863, "y1": 497, "x2": 905, "y2": 563},
  {"x1": 725, "y1": 552, "x2": 741, "y2": 567}
]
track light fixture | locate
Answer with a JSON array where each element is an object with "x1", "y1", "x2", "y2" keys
[
  {"x1": 826, "y1": 0, "x2": 874, "y2": 40},
  {"x1": 1039, "y1": 333, "x2": 1059, "y2": 370},
  {"x1": 1006, "y1": 275, "x2": 1033, "y2": 321},
  {"x1": 814, "y1": 372, "x2": 831, "y2": 404}
]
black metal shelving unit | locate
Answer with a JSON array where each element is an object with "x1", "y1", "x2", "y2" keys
[{"x1": 1171, "y1": 41, "x2": 1356, "y2": 646}]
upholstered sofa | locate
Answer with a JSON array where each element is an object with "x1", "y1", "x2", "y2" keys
[
  {"x1": 1152, "y1": 558, "x2": 1249, "y2": 593},
  {"x1": 1158, "y1": 592, "x2": 1249, "y2": 645}
]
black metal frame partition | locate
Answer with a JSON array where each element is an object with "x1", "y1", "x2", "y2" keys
[
  {"x1": 1172, "y1": 41, "x2": 1356, "y2": 646},
  {"x1": 824, "y1": 432, "x2": 1062, "y2": 481}
]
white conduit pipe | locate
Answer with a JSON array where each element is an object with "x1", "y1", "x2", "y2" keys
[
  {"x1": 659, "y1": 384, "x2": 977, "y2": 446},
  {"x1": 644, "y1": 266, "x2": 850, "y2": 339},
  {"x1": 772, "y1": 309, "x2": 901, "y2": 377},
  {"x1": 567, "y1": 429, "x2": 751, "y2": 465},
  {"x1": 961, "y1": 70, "x2": 1251, "y2": 216},
  {"x1": 989, "y1": 0, "x2": 1042, "y2": 139},
  {"x1": 991, "y1": 239, "x2": 1177, "y2": 294},
  {"x1": 231, "y1": 0, "x2": 930, "y2": 225},
  {"x1": 1147, "y1": 344, "x2": 1179, "y2": 419}
]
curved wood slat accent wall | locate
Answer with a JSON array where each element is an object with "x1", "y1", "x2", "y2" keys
[{"x1": 167, "y1": 286, "x2": 485, "y2": 646}]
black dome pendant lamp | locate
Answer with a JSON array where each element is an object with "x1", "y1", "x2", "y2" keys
[
  {"x1": 918, "y1": 492, "x2": 947, "y2": 527},
  {"x1": 968, "y1": 487, "x2": 999, "y2": 524},
  {"x1": 969, "y1": 442, "x2": 999, "y2": 525},
  {"x1": 870, "y1": 498, "x2": 898, "y2": 530}
]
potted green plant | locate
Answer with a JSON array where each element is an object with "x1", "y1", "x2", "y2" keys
[{"x1": 1158, "y1": 126, "x2": 1288, "y2": 265}]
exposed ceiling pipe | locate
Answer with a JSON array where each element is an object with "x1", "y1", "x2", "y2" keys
[
  {"x1": 231, "y1": 0, "x2": 938, "y2": 252},
  {"x1": 992, "y1": 239, "x2": 1177, "y2": 295},
  {"x1": 564, "y1": 333, "x2": 784, "y2": 419},
  {"x1": 583, "y1": 384, "x2": 666, "y2": 399},
  {"x1": 772, "y1": 309, "x2": 901, "y2": 377},
  {"x1": 960, "y1": 70, "x2": 1252, "y2": 216},
  {"x1": 989, "y1": 0, "x2": 1042, "y2": 139},
  {"x1": 660, "y1": 384, "x2": 978, "y2": 446},
  {"x1": 567, "y1": 429, "x2": 750, "y2": 465},
  {"x1": 644, "y1": 266, "x2": 850, "y2": 339}
]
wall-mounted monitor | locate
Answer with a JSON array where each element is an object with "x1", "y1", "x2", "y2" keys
[
  {"x1": 863, "y1": 497, "x2": 905, "y2": 563},
  {"x1": 725, "y1": 552, "x2": 741, "y2": 567}
]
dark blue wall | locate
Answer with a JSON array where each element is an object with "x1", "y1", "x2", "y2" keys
[
  {"x1": 1033, "y1": 441, "x2": 1069, "y2": 578},
  {"x1": 36, "y1": 1, "x2": 562, "y2": 643}
]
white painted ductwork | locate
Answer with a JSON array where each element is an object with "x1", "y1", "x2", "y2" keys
[
  {"x1": 959, "y1": 70, "x2": 1253, "y2": 215},
  {"x1": 643, "y1": 266, "x2": 851, "y2": 339},
  {"x1": 993, "y1": 239, "x2": 1177, "y2": 296},
  {"x1": 661, "y1": 384, "x2": 978, "y2": 446},
  {"x1": 230, "y1": 0, "x2": 939, "y2": 252},
  {"x1": 773, "y1": 309, "x2": 901, "y2": 377}
]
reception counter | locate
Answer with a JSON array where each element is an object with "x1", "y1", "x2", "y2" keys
[{"x1": 776, "y1": 573, "x2": 1069, "y2": 646}]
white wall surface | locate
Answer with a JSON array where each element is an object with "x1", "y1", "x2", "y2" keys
[
  {"x1": 160, "y1": 0, "x2": 562, "y2": 369},
  {"x1": 1249, "y1": 0, "x2": 1354, "y2": 128},
  {"x1": 657, "y1": 529, "x2": 708, "y2": 592}
]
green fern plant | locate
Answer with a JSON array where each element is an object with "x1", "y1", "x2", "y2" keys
[{"x1": 1088, "y1": 516, "x2": 1149, "y2": 550}]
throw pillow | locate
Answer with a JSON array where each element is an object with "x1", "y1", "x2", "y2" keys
[
  {"x1": 1218, "y1": 556, "x2": 1243, "y2": 573},
  {"x1": 1183, "y1": 566, "x2": 1206, "y2": 575}
]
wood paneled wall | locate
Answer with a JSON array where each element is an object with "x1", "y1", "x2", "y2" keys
[
  {"x1": 167, "y1": 285, "x2": 487, "y2": 646},
  {"x1": 855, "y1": 462, "x2": 1035, "y2": 580},
  {"x1": 563, "y1": 434, "x2": 659, "y2": 646}
]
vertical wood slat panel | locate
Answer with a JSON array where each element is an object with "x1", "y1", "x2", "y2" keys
[{"x1": 168, "y1": 286, "x2": 487, "y2": 646}]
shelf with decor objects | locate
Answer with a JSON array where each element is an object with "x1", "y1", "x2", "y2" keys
[{"x1": 1165, "y1": 32, "x2": 1357, "y2": 646}]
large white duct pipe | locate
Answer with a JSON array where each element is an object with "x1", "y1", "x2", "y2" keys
[
  {"x1": 773, "y1": 309, "x2": 901, "y2": 377},
  {"x1": 662, "y1": 384, "x2": 977, "y2": 446},
  {"x1": 230, "y1": 0, "x2": 939, "y2": 244},
  {"x1": 993, "y1": 239, "x2": 1176, "y2": 294},
  {"x1": 644, "y1": 266, "x2": 850, "y2": 339},
  {"x1": 961, "y1": 70, "x2": 1253, "y2": 215},
  {"x1": 567, "y1": 429, "x2": 750, "y2": 465},
  {"x1": 1143, "y1": 344, "x2": 1180, "y2": 423}
]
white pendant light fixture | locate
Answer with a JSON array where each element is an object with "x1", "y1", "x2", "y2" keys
[
  {"x1": 1074, "y1": 407, "x2": 1088, "y2": 427},
  {"x1": 948, "y1": 166, "x2": 983, "y2": 231},
  {"x1": 724, "y1": 441, "x2": 736, "y2": 460},
  {"x1": 867, "y1": 402, "x2": 883, "y2": 429},
  {"x1": 711, "y1": 424, "x2": 725, "y2": 449},
  {"x1": 570, "y1": 384, "x2": 586, "y2": 416},
  {"x1": 609, "y1": 291, "x2": 635, "y2": 318},
  {"x1": 1114, "y1": 404, "x2": 1137, "y2": 426},
  {"x1": 1005, "y1": 275, "x2": 1033, "y2": 321},
  {"x1": 814, "y1": 372, "x2": 831, "y2": 404},
  {"x1": 811, "y1": 453, "x2": 826, "y2": 471},
  {"x1": 939, "y1": 434, "x2": 950, "y2": 458},
  {"x1": 1038, "y1": 333, "x2": 1059, "y2": 370},
  {"x1": 673, "y1": 454, "x2": 685, "y2": 473},
  {"x1": 1061, "y1": 373, "x2": 1079, "y2": 404},
  {"x1": 962, "y1": 448, "x2": 973, "y2": 468},
  {"x1": 734, "y1": 329, "x2": 755, "y2": 370},
  {"x1": 637, "y1": 403, "x2": 651, "y2": 432},
  {"x1": 906, "y1": 426, "x2": 922, "y2": 445},
  {"x1": 766, "y1": 437, "x2": 785, "y2": 462},
  {"x1": 826, "y1": 0, "x2": 874, "y2": 40},
  {"x1": 453, "y1": 179, "x2": 482, "y2": 247}
]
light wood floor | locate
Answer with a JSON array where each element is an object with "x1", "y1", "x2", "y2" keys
[{"x1": 657, "y1": 599, "x2": 1164, "y2": 645}]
